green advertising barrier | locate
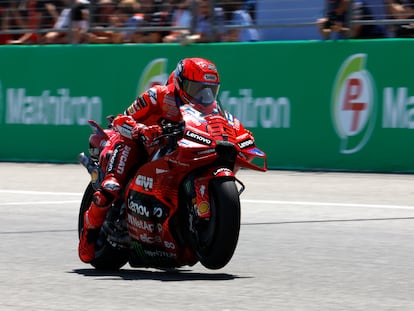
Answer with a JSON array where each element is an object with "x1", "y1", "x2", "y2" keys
[{"x1": 1, "y1": 40, "x2": 414, "y2": 172}]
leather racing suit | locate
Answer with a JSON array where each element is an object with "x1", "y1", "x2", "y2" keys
[{"x1": 78, "y1": 82, "x2": 184, "y2": 263}]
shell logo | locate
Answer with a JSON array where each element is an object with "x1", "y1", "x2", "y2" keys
[{"x1": 197, "y1": 201, "x2": 210, "y2": 217}]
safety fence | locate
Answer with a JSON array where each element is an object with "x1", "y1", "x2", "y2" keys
[
  {"x1": 1, "y1": 39, "x2": 414, "y2": 172},
  {"x1": 1, "y1": 0, "x2": 414, "y2": 44}
]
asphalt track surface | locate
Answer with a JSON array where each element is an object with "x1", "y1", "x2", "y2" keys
[{"x1": 1, "y1": 162, "x2": 414, "y2": 310}]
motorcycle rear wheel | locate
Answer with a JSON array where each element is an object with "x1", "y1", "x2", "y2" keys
[
  {"x1": 198, "y1": 178, "x2": 241, "y2": 270},
  {"x1": 78, "y1": 182, "x2": 128, "y2": 270}
]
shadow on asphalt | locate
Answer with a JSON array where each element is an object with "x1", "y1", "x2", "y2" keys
[{"x1": 71, "y1": 268, "x2": 247, "y2": 282}]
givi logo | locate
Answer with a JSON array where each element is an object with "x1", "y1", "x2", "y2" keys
[{"x1": 332, "y1": 54, "x2": 377, "y2": 154}]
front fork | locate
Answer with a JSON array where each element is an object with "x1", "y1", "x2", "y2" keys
[{"x1": 185, "y1": 167, "x2": 245, "y2": 222}]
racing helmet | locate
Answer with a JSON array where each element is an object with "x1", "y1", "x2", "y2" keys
[{"x1": 174, "y1": 58, "x2": 220, "y2": 114}]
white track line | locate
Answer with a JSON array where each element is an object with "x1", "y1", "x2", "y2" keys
[
  {"x1": 0, "y1": 200, "x2": 80, "y2": 206},
  {"x1": 242, "y1": 199, "x2": 414, "y2": 210},
  {"x1": 1, "y1": 190, "x2": 414, "y2": 210},
  {"x1": 0, "y1": 190, "x2": 81, "y2": 196}
]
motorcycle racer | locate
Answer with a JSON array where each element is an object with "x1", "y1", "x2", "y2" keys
[{"x1": 78, "y1": 57, "x2": 221, "y2": 263}]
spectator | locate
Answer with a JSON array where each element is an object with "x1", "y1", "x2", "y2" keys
[
  {"x1": 44, "y1": 0, "x2": 90, "y2": 44},
  {"x1": 222, "y1": 0, "x2": 259, "y2": 42},
  {"x1": 36, "y1": 0, "x2": 65, "y2": 30},
  {"x1": 317, "y1": 0, "x2": 351, "y2": 39},
  {"x1": 182, "y1": 0, "x2": 225, "y2": 44},
  {"x1": 0, "y1": 0, "x2": 32, "y2": 44},
  {"x1": 7, "y1": 0, "x2": 43, "y2": 44},
  {"x1": 110, "y1": 0, "x2": 143, "y2": 43},
  {"x1": 243, "y1": 0, "x2": 257, "y2": 23},
  {"x1": 5, "y1": 0, "x2": 27, "y2": 31},
  {"x1": 387, "y1": 0, "x2": 414, "y2": 37},
  {"x1": 0, "y1": 3, "x2": 13, "y2": 44},
  {"x1": 88, "y1": 0, "x2": 116, "y2": 43},
  {"x1": 162, "y1": 0, "x2": 192, "y2": 43},
  {"x1": 350, "y1": 0, "x2": 387, "y2": 38},
  {"x1": 71, "y1": 0, "x2": 90, "y2": 42},
  {"x1": 88, "y1": 0, "x2": 118, "y2": 43},
  {"x1": 139, "y1": 0, "x2": 170, "y2": 43}
]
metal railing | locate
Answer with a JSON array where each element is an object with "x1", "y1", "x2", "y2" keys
[{"x1": 1, "y1": 0, "x2": 414, "y2": 44}]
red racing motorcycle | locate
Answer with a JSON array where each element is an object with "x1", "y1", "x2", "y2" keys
[{"x1": 78, "y1": 103, "x2": 267, "y2": 270}]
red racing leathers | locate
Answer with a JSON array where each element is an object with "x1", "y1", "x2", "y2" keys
[{"x1": 79, "y1": 82, "x2": 184, "y2": 263}]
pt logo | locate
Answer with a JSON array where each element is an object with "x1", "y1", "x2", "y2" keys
[{"x1": 332, "y1": 54, "x2": 376, "y2": 154}]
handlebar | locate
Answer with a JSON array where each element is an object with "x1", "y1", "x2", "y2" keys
[
  {"x1": 155, "y1": 121, "x2": 185, "y2": 141},
  {"x1": 163, "y1": 121, "x2": 185, "y2": 135}
]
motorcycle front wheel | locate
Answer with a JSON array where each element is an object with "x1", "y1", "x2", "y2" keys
[{"x1": 197, "y1": 178, "x2": 241, "y2": 270}]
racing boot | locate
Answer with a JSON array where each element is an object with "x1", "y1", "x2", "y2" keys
[{"x1": 78, "y1": 200, "x2": 110, "y2": 263}]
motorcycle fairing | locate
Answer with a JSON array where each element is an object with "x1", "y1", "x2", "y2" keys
[
  {"x1": 126, "y1": 154, "x2": 201, "y2": 266},
  {"x1": 126, "y1": 188, "x2": 198, "y2": 267}
]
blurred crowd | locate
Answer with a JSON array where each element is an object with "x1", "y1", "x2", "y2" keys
[
  {"x1": 1, "y1": 0, "x2": 414, "y2": 45},
  {"x1": 317, "y1": 0, "x2": 414, "y2": 40},
  {"x1": 0, "y1": 0, "x2": 258, "y2": 44}
]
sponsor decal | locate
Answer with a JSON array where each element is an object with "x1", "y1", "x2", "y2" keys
[
  {"x1": 204, "y1": 74, "x2": 217, "y2": 82},
  {"x1": 147, "y1": 88, "x2": 157, "y2": 105},
  {"x1": 116, "y1": 145, "x2": 131, "y2": 174},
  {"x1": 140, "y1": 233, "x2": 162, "y2": 244},
  {"x1": 197, "y1": 201, "x2": 210, "y2": 217},
  {"x1": 135, "y1": 175, "x2": 154, "y2": 190},
  {"x1": 332, "y1": 54, "x2": 376, "y2": 154},
  {"x1": 128, "y1": 200, "x2": 150, "y2": 217},
  {"x1": 107, "y1": 145, "x2": 121, "y2": 173},
  {"x1": 163, "y1": 240, "x2": 176, "y2": 250},
  {"x1": 153, "y1": 206, "x2": 164, "y2": 218},
  {"x1": 332, "y1": 54, "x2": 414, "y2": 155},
  {"x1": 155, "y1": 168, "x2": 169, "y2": 174},
  {"x1": 213, "y1": 167, "x2": 233, "y2": 176},
  {"x1": 143, "y1": 248, "x2": 177, "y2": 258},
  {"x1": 382, "y1": 87, "x2": 414, "y2": 129},
  {"x1": 132, "y1": 241, "x2": 177, "y2": 259},
  {"x1": 116, "y1": 123, "x2": 133, "y2": 139},
  {"x1": 200, "y1": 185, "x2": 206, "y2": 197},
  {"x1": 238, "y1": 138, "x2": 254, "y2": 149},
  {"x1": 127, "y1": 215, "x2": 162, "y2": 233},
  {"x1": 220, "y1": 89, "x2": 290, "y2": 129},
  {"x1": 3, "y1": 88, "x2": 102, "y2": 125},
  {"x1": 185, "y1": 130, "x2": 212, "y2": 145}
]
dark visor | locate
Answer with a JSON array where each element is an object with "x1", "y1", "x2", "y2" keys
[{"x1": 183, "y1": 80, "x2": 220, "y2": 106}]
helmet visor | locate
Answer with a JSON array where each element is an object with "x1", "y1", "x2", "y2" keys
[{"x1": 183, "y1": 80, "x2": 220, "y2": 106}]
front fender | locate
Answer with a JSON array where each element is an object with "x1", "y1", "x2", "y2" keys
[
  {"x1": 192, "y1": 167, "x2": 236, "y2": 219},
  {"x1": 212, "y1": 167, "x2": 235, "y2": 178}
]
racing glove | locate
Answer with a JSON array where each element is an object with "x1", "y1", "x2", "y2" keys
[{"x1": 132, "y1": 124, "x2": 163, "y2": 146}]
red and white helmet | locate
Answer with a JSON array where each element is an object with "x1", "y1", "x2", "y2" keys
[{"x1": 174, "y1": 57, "x2": 220, "y2": 114}]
